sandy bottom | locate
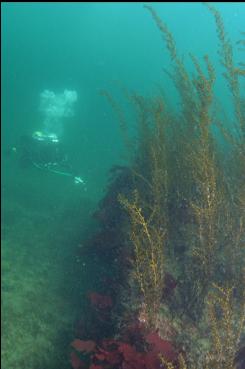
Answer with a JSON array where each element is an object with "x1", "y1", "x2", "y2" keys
[{"x1": 1, "y1": 166, "x2": 97, "y2": 369}]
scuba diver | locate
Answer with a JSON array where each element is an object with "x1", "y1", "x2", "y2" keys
[
  {"x1": 10, "y1": 131, "x2": 86, "y2": 187},
  {"x1": 8, "y1": 89, "x2": 86, "y2": 187}
]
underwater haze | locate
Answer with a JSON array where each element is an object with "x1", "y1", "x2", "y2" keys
[
  {"x1": 1, "y1": 2, "x2": 245, "y2": 369},
  {"x1": 2, "y1": 3, "x2": 244, "y2": 175}
]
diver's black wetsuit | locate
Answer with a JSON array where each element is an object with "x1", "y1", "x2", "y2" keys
[
  {"x1": 8, "y1": 133, "x2": 85, "y2": 186},
  {"x1": 18, "y1": 134, "x2": 71, "y2": 172}
]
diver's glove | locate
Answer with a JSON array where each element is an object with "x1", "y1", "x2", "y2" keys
[
  {"x1": 74, "y1": 176, "x2": 87, "y2": 189},
  {"x1": 74, "y1": 176, "x2": 84, "y2": 184}
]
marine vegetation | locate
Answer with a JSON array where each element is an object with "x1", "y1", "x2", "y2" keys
[{"x1": 72, "y1": 4, "x2": 244, "y2": 369}]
